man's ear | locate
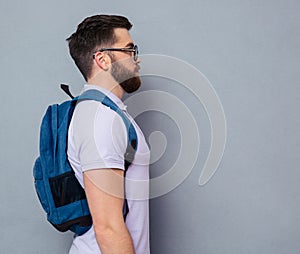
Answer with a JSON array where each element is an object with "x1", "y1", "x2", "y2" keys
[{"x1": 93, "y1": 52, "x2": 111, "y2": 71}]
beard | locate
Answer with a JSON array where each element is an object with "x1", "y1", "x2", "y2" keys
[{"x1": 110, "y1": 59, "x2": 141, "y2": 93}]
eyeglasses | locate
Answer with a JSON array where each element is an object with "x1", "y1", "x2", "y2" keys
[{"x1": 93, "y1": 45, "x2": 139, "y2": 61}]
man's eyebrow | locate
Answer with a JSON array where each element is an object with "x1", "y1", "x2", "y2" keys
[{"x1": 125, "y1": 42, "x2": 134, "y2": 48}]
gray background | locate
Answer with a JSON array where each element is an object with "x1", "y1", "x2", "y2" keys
[{"x1": 1, "y1": 0, "x2": 299, "y2": 253}]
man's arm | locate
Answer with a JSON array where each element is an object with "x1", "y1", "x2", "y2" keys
[{"x1": 83, "y1": 168, "x2": 135, "y2": 254}]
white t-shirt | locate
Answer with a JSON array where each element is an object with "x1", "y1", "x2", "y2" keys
[{"x1": 67, "y1": 85, "x2": 150, "y2": 254}]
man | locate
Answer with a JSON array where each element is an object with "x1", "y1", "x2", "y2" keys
[{"x1": 66, "y1": 15, "x2": 150, "y2": 254}]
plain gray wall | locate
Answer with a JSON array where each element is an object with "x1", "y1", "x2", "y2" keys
[{"x1": 1, "y1": 0, "x2": 299, "y2": 253}]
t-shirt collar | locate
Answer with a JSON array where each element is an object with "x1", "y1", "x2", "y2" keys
[{"x1": 82, "y1": 84, "x2": 127, "y2": 111}]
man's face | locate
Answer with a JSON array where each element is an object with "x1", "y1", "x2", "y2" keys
[{"x1": 109, "y1": 28, "x2": 141, "y2": 93}]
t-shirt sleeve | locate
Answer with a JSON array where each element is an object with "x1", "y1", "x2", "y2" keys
[{"x1": 71, "y1": 101, "x2": 127, "y2": 171}]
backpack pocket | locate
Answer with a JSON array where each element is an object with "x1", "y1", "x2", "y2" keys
[
  {"x1": 49, "y1": 171, "x2": 86, "y2": 208},
  {"x1": 33, "y1": 158, "x2": 50, "y2": 214}
]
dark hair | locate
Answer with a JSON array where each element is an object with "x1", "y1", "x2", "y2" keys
[{"x1": 66, "y1": 15, "x2": 132, "y2": 81}]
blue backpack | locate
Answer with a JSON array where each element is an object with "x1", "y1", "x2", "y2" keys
[{"x1": 33, "y1": 84, "x2": 137, "y2": 235}]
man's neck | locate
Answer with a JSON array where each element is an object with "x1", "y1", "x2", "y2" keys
[{"x1": 87, "y1": 76, "x2": 124, "y2": 100}]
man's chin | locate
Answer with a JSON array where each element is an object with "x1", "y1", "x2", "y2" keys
[{"x1": 120, "y1": 77, "x2": 141, "y2": 94}]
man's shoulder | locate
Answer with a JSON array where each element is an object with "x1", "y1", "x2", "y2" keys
[
  {"x1": 71, "y1": 100, "x2": 126, "y2": 133},
  {"x1": 74, "y1": 100, "x2": 122, "y2": 120}
]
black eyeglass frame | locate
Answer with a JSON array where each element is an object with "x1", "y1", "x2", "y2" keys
[{"x1": 93, "y1": 45, "x2": 139, "y2": 61}]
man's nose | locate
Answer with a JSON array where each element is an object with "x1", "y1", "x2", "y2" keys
[{"x1": 135, "y1": 56, "x2": 141, "y2": 64}]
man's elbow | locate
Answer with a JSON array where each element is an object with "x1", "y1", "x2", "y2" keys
[
  {"x1": 94, "y1": 220, "x2": 130, "y2": 250},
  {"x1": 94, "y1": 218, "x2": 126, "y2": 240},
  {"x1": 94, "y1": 222, "x2": 116, "y2": 237}
]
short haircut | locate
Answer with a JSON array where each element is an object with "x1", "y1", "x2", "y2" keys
[{"x1": 66, "y1": 14, "x2": 132, "y2": 81}]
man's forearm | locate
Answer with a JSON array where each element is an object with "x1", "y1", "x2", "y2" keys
[{"x1": 95, "y1": 223, "x2": 135, "y2": 254}]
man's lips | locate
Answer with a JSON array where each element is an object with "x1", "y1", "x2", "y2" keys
[{"x1": 135, "y1": 66, "x2": 140, "y2": 72}]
